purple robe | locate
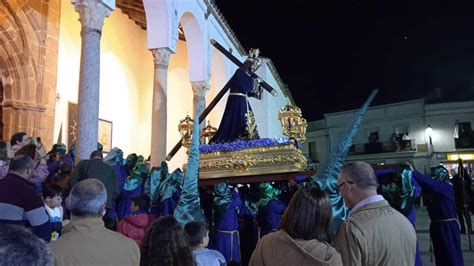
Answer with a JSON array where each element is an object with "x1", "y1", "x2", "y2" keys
[
  {"x1": 239, "y1": 201, "x2": 258, "y2": 266},
  {"x1": 116, "y1": 185, "x2": 142, "y2": 220},
  {"x1": 408, "y1": 178, "x2": 423, "y2": 266},
  {"x1": 113, "y1": 164, "x2": 130, "y2": 220},
  {"x1": 159, "y1": 188, "x2": 181, "y2": 216},
  {"x1": 210, "y1": 68, "x2": 261, "y2": 143},
  {"x1": 412, "y1": 170, "x2": 464, "y2": 266},
  {"x1": 257, "y1": 199, "x2": 286, "y2": 236},
  {"x1": 210, "y1": 191, "x2": 243, "y2": 263}
]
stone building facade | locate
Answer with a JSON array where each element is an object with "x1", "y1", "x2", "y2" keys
[{"x1": 0, "y1": 0, "x2": 293, "y2": 169}]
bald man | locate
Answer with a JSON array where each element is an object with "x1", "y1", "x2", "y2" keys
[{"x1": 333, "y1": 161, "x2": 416, "y2": 266}]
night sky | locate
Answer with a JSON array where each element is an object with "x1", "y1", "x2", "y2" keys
[{"x1": 214, "y1": 1, "x2": 474, "y2": 121}]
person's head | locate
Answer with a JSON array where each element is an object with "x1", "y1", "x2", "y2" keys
[
  {"x1": 53, "y1": 163, "x2": 73, "y2": 188},
  {"x1": 131, "y1": 194, "x2": 151, "y2": 213},
  {"x1": 47, "y1": 143, "x2": 66, "y2": 160},
  {"x1": 90, "y1": 150, "x2": 103, "y2": 160},
  {"x1": 67, "y1": 179, "x2": 107, "y2": 218},
  {"x1": 0, "y1": 140, "x2": 13, "y2": 161},
  {"x1": 184, "y1": 221, "x2": 209, "y2": 249},
  {"x1": 0, "y1": 224, "x2": 53, "y2": 266},
  {"x1": 430, "y1": 165, "x2": 450, "y2": 182},
  {"x1": 141, "y1": 216, "x2": 194, "y2": 266},
  {"x1": 126, "y1": 153, "x2": 138, "y2": 170},
  {"x1": 338, "y1": 161, "x2": 378, "y2": 210},
  {"x1": 15, "y1": 144, "x2": 37, "y2": 160},
  {"x1": 244, "y1": 48, "x2": 262, "y2": 72},
  {"x1": 42, "y1": 184, "x2": 63, "y2": 209},
  {"x1": 10, "y1": 132, "x2": 28, "y2": 148},
  {"x1": 280, "y1": 187, "x2": 332, "y2": 242},
  {"x1": 59, "y1": 162, "x2": 73, "y2": 176},
  {"x1": 8, "y1": 155, "x2": 35, "y2": 180}
]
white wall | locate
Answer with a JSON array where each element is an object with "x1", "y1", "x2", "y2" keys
[
  {"x1": 55, "y1": 2, "x2": 153, "y2": 157},
  {"x1": 425, "y1": 101, "x2": 474, "y2": 152},
  {"x1": 306, "y1": 99, "x2": 474, "y2": 171}
]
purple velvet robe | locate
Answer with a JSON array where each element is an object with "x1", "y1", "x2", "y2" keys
[
  {"x1": 412, "y1": 170, "x2": 464, "y2": 266},
  {"x1": 210, "y1": 191, "x2": 244, "y2": 263}
]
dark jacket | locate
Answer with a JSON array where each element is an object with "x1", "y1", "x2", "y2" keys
[{"x1": 71, "y1": 159, "x2": 119, "y2": 209}]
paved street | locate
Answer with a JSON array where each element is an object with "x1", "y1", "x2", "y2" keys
[{"x1": 415, "y1": 208, "x2": 474, "y2": 265}]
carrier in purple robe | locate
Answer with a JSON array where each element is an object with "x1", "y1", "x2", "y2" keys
[
  {"x1": 211, "y1": 185, "x2": 244, "y2": 263},
  {"x1": 412, "y1": 169, "x2": 464, "y2": 266},
  {"x1": 257, "y1": 199, "x2": 286, "y2": 237}
]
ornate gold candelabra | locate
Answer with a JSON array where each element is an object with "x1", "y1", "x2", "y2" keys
[
  {"x1": 200, "y1": 121, "x2": 217, "y2": 144},
  {"x1": 178, "y1": 115, "x2": 194, "y2": 150},
  {"x1": 278, "y1": 102, "x2": 307, "y2": 144}
]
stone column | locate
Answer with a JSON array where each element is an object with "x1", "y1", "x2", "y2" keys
[
  {"x1": 150, "y1": 48, "x2": 171, "y2": 167},
  {"x1": 191, "y1": 81, "x2": 210, "y2": 127},
  {"x1": 73, "y1": 1, "x2": 111, "y2": 161}
]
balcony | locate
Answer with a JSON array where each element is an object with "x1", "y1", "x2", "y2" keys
[{"x1": 349, "y1": 139, "x2": 416, "y2": 155}]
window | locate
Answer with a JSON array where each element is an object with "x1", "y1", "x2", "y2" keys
[{"x1": 308, "y1": 142, "x2": 317, "y2": 161}]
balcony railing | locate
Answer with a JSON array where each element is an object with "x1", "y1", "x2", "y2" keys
[{"x1": 349, "y1": 139, "x2": 416, "y2": 155}]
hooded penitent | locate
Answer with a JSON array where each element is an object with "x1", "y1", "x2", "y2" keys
[
  {"x1": 258, "y1": 183, "x2": 280, "y2": 207},
  {"x1": 103, "y1": 147, "x2": 126, "y2": 167},
  {"x1": 213, "y1": 182, "x2": 234, "y2": 224},
  {"x1": 124, "y1": 156, "x2": 149, "y2": 191},
  {"x1": 174, "y1": 111, "x2": 206, "y2": 225},
  {"x1": 144, "y1": 161, "x2": 168, "y2": 204},
  {"x1": 47, "y1": 144, "x2": 67, "y2": 159},
  {"x1": 430, "y1": 165, "x2": 451, "y2": 184},
  {"x1": 158, "y1": 168, "x2": 184, "y2": 202},
  {"x1": 312, "y1": 89, "x2": 378, "y2": 235}
]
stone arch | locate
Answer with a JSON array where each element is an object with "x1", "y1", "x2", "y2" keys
[
  {"x1": 207, "y1": 48, "x2": 228, "y2": 126},
  {"x1": 179, "y1": 12, "x2": 206, "y2": 83},
  {"x1": 143, "y1": 0, "x2": 178, "y2": 52},
  {"x1": 0, "y1": 0, "x2": 58, "y2": 146}
]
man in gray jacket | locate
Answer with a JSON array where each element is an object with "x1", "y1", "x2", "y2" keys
[{"x1": 334, "y1": 161, "x2": 416, "y2": 266}]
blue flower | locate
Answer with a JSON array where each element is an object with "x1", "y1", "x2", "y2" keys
[{"x1": 200, "y1": 137, "x2": 291, "y2": 153}]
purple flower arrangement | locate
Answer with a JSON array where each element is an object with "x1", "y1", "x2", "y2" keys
[{"x1": 200, "y1": 137, "x2": 291, "y2": 153}]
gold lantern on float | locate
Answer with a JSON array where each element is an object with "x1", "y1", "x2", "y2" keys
[
  {"x1": 200, "y1": 121, "x2": 217, "y2": 144},
  {"x1": 296, "y1": 117, "x2": 307, "y2": 144},
  {"x1": 278, "y1": 102, "x2": 306, "y2": 144},
  {"x1": 178, "y1": 115, "x2": 194, "y2": 150}
]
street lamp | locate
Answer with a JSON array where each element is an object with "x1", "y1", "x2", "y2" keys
[{"x1": 426, "y1": 125, "x2": 433, "y2": 146}]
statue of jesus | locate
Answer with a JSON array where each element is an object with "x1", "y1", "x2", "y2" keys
[{"x1": 210, "y1": 48, "x2": 263, "y2": 144}]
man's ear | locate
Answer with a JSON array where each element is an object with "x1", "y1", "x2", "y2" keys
[{"x1": 98, "y1": 204, "x2": 106, "y2": 217}]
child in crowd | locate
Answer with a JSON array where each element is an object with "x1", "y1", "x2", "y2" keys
[
  {"x1": 117, "y1": 194, "x2": 155, "y2": 245},
  {"x1": 185, "y1": 221, "x2": 226, "y2": 266},
  {"x1": 42, "y1": 184, "x2": 64, "y2": 241},
  {"x1": 53, "y1": 163, "x2": 74, "y2": 220}
]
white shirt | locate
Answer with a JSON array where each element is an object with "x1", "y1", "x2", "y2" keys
[{"x1": 350, "y1": 194, "x2": 385, "y2": 214}]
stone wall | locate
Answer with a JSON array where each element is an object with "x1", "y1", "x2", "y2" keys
[{"x1": 0, "y1": 0, "x2": 60, "y2": 147}]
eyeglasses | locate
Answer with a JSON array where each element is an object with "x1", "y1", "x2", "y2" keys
[{"x1": 338, "y1": 180, "x2": 354, "y2": 188}]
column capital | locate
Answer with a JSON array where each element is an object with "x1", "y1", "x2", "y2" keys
[
  {"x1": 73, "y1": 1, "x2": 111, "y2": 32},
  {"x1": 191, "y1": 81, "x2": 210, "y2": 97},
  {"x1": 150, "y1": 48, "x2": 171, "y2": 69}
]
